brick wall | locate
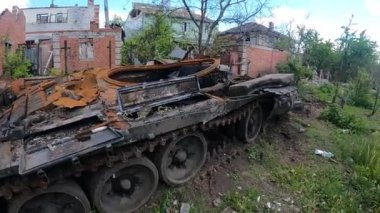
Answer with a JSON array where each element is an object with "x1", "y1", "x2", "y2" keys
[
  {"x1": 245, "y1": 45, "x2": 288, "y2": 77},
  {"x1": 221, "y1": 44, "x2": 289, "y2": 77},
  {"x1": 0, "y1": 7, "x2": 26, "y2": 75},
  {"x1": 52, "y1": 28, "x2": 123, "y2": 73}
]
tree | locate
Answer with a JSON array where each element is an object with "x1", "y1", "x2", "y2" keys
[
  {"x1": 180, "y1": 0, "x2": 269, "y2": 55},
  {"x1": 347, "y1": 68, "x2": 372, "y2": 108},
  {"x1": 331, "y1": 16, "x2": 378, "y2": 104},
  {"x1": 303, "y1": 39, "x2": 338, "y2": 78},
  {"x1": 110, "y1": 15, "x2": 125, "y2": 26},
  {"x1": 369, "y1": 64, "x2": 380, "y2": 116},
  {"x1": 121, "y1": 14, "x2": 175, "y2": 64}
]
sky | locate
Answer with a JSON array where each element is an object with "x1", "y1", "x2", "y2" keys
[{"x1": 1, "y1": 0, "x2": 380, "y2": 46}]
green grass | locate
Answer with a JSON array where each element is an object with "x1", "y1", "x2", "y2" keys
[
  {"x1": 221, "y1": 189, "x2": 259, "y2": 213},
  {"x1": 272, "y1": 164, "x2": 360, "y2": 212}
]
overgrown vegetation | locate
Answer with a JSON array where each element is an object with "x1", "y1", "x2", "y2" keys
[
  {"x1": 319, "y1": 104, "x2": 367, "y2": 133},
  {"x1": 121, "y1": 13, "x2": 175, "y2": 64},
  {"x1": 276, "y1": 59, "x2": 312, "y2": 85},
  {"x1": 222, "y1": 189, "x2": 259, "y2": 212},
  {"x1": 347, "y1": 68, "x2": 373, "y2": 109},
  {"x1": 3, "y1": 51, "x2": 31, "y2": 79}
]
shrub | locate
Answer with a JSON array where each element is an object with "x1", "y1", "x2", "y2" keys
[
  {"x1": 319, "y1": 104, "x2": 367, "y2": 133},
  {"x1": 223, "y1": 189, "x2": 259, "y2": 212},
  {"x1": 318, "y1": 82, "x2": 334, "y2": 94},
  {"x1": 4, "y1": 51, "x2": 32, "y2": 79},
  {"x1": 49, "y1": 68, "x2": 62, "y2": 76},
  {"x1": 277, "y1": 59, "x2": 313, "y2": 85},
  {"x1": 347, "y1": 68, "x2": 373, "y2": 109}
]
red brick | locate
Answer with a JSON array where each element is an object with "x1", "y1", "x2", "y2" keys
[{"x1": 0, "y1": 7, "x2": 26, "y2": 75}]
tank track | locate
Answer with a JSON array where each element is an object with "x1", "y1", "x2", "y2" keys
[{"x1": 0, "y1": 102, "x2": 256, "y2": 201}]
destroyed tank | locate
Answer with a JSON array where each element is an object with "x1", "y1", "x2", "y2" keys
[{"x1": 0, "y1": 58, "x2": 298, "y2": 213}]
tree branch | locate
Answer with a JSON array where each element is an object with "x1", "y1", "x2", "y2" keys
[{"x1": 182, "y1": 0, "x2": 200, "y2": 29}]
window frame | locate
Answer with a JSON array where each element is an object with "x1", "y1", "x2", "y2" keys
[{"x1": 36, "y1": 13, "x2": 49, "y2": 24}]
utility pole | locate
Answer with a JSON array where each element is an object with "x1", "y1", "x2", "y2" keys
[
  {"x1": 104, "y1": 0, "x2": 110, "y2": 27},
  {"x1": 60, "y1": 40, "x2": 70, "y2": 75}
]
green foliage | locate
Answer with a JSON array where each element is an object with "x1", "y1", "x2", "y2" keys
[
  {"x1": 48, "y1": 68, "x2": 62, "y2": 76},
  {"x1": 347, "y1": 68, "x2": 373, "y2": 109},
  {"x1": 4, "y1": 51, "x2": 31, "y2": 79},
  {"x1": 335, "y1": 134, "x2": 380, "y2": 209},
  {"x1": 320, "y1": 104, "x2": 367, "y2": 133},
  {"x1": 276, "y1": 59, "x2": 312, "y2": 85},
  {"x1": 222, "y1": 189, "x2": 259, "y2": 212},
  {"x1": 272, "y1": 165, "x2": 360, "y2": 212},
  {"x1": 122, "y1": 14, "x2": 175, "y2": 64}
]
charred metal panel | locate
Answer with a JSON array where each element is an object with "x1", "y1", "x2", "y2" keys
[
  {"x1": 228, "y1": 74, "x2": 294, "y2": 97},
  {"x1": 117, "y1": 76, "x2": 200, "y2": 114},
  {"x1": 19, "y1": 128, "x2": 123, "y2": 174},
  {"x1": 28, "y1": 110, "x2": 101, "y2": 135},
  {"x1": 126, "y1": 99, "x2": 224, "y2": 142},
  {"x1": 27, "y1": 90, "x2": 47, "y2": 115},
  {"x1": 0, "y1": 141, "x2": 19, "y2": 178},
  {"x1": 263, "y1": 86, "x2": 298, "y2": 118},
  {"x1": 9, "y1": 95, "x2": 27, "y2": 124}
]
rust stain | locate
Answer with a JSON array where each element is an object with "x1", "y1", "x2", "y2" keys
[
  {"x1": 1, "y1": 58, "x2": 219, "y2": 124},
  {"x1": 53, "y1": 97, "x2": 87, "y2": 109}
]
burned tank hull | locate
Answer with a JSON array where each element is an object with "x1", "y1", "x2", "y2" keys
[{"x1": 0, "y1": 58, "x2": 297, "y2": 213}]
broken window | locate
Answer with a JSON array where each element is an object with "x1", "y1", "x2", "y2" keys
[
  {"x1": 56, "y1": 13, "x2": 63, "y2": 23},
  {"x1": 182, "y1": 22, "x2": 188, "y2": 32},
  {"x1": 130, "y1": 9, "x2": 141, "y2": 18},
  {"x1": 79, "y1": 42, "x2": 94, "y2": 60},
  {"x1": 4, "y1": 42, "x2": 12, "y2": 54},
  {"x1": 37, "y1": 14, "x2": 49, "y2": 23}
]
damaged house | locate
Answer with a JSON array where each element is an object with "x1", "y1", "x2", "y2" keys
[
  {"x1": 0, "y1": 6, "x2": 26, "y2": 76},
  {"x1": 219, "y1": 22, "x2": 289, "y2": 77},
  {"x1": 21, "y1": 0, "x2": 123, "y2": 75},
  {"x1": 124, "y1": 2, "x2": 213, "y2": 45}
]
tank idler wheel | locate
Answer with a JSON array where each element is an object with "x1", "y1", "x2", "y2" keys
[
  {"x1": 90, "y1": 157, "x2": 158, "y2": 213},
  {"x1": 8, "y1": 180, "x2": 91, "y2": 213},
  {"x1": 155, "y1": 132, "x2": 207, "y2": 186},
  {"x1": 237, "y1": 104, "x2": 263, "y2": 143}
]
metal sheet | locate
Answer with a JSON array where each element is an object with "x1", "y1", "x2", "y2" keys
[
  {"x1": 19, "y1": 128, "x2": 123, "y2": 174},
  {"x1": 9, "y1": 95, "x2": 27, "y2": 124}
]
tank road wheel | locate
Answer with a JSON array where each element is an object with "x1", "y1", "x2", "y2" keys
[
  {"x1": 237, "y1": 105, "x2": 263, "y2": 143},
  {"x1": 8, "y1": 181, "x2": 90, "y2": 213},
  {"x1": 156, "y1": 132, "x2": 207, "y2": 186},
  {"x1": 90, "y1": 157, "x2": 158, "y2": 213}
]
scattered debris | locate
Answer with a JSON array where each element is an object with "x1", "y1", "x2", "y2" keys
[
  {"x1": 213, "y1": 197, "x2": 223, "y2": 207},
  {"x1": 221, "y1": 207, "x2": 237, "y2": 213},
  {"x1": 283, "y1": 197, "x2": 294, "y2": 204},
  {"x1": 180, "y1": 203, "x2": 191, "y2": 213},
  {"x1": 173, "y1": 200, "x2": 178, "y2": 206},
  {"x1": 314, "y1": 149, "x2": 334, "y2": 159},
  {"x1": 265, "y1": 201, "x2": 282, "y2": 212}
]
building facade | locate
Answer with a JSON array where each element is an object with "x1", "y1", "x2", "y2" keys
[
  {"x1": 51, "y1": 26, "x2": 123, "y2": 73},
  {"x1": 124, "y1": 3, "x2": 213, "y2": 44},
  {"x1": 22, "y1": 0, "x2": 100, "y2": 42},
  {"x1": 20, "y1": 0, "x2": 122, "y2": 75},
  {"x1": 220, "y1": 22, "x2": 289, "y2": 77},
  {"x1": 0, "y1": 6, "x2": 26, "y2": 76}
]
